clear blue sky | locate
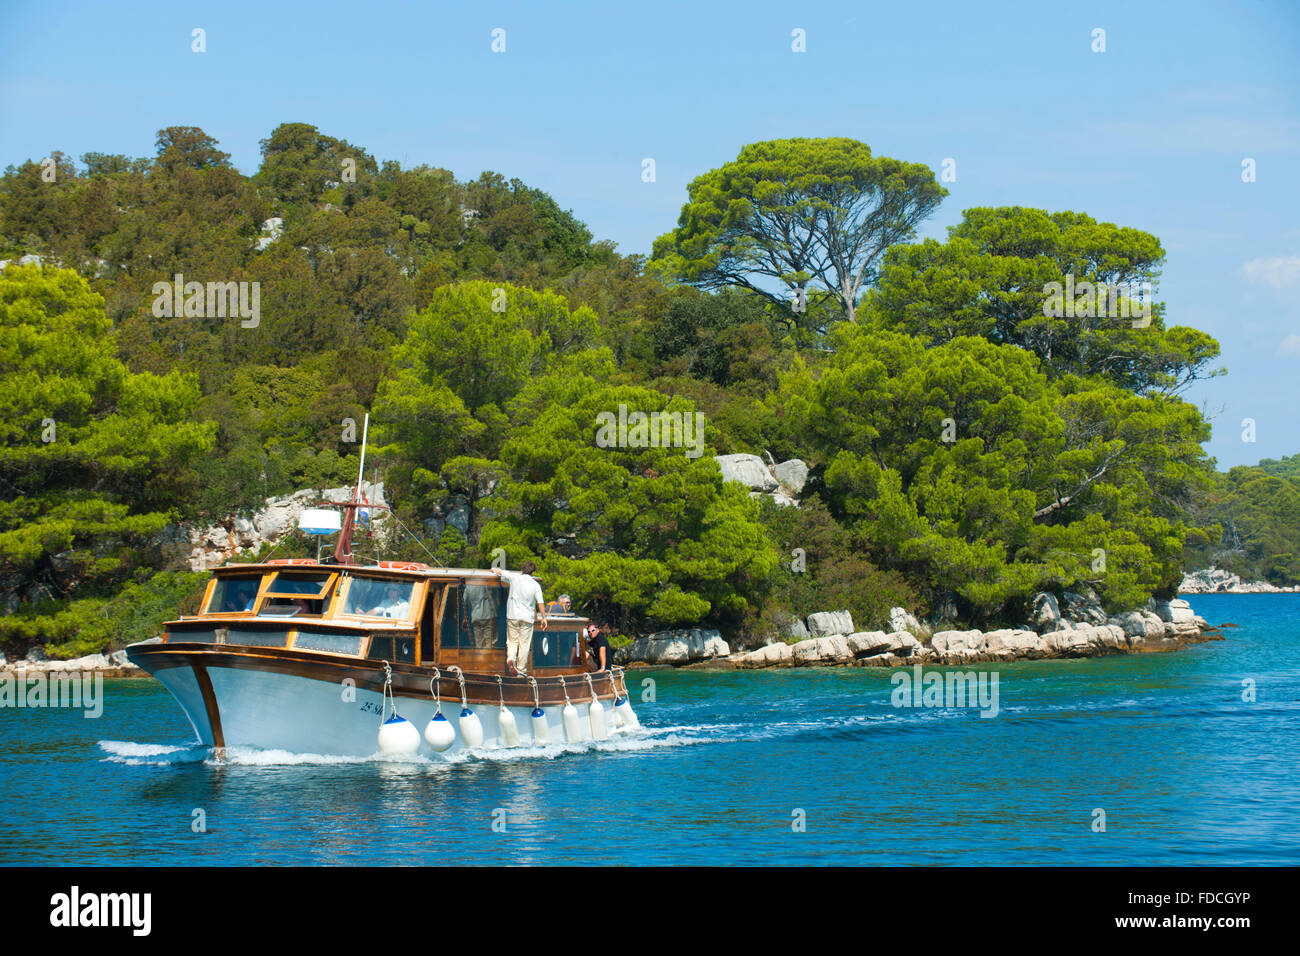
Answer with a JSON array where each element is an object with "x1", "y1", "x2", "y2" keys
[{"x1": 2, "y1": 0, "x2": 1297, "y2": 468}]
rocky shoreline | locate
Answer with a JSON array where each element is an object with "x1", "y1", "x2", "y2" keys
[
  {"x1": 617, "y1": 597, "x2": 1224, "y2": 670},
  {"x1": 0, "y1": 641, "x2": 157, "y2": 678},
  {"x1": 3, "y1": 594, "x2": 1230, "y2": 678},
  {"x1": 1178, "y1": 567, "x2": 1299, "y2": 594}
]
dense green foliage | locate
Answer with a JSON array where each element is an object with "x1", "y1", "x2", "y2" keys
[
  {"x1": 2, "y1": 126, "x2": 1288, "y2": 658},
  {"x1": 753, "y1": 495, "x2": 918, "y2": 635},
  {"x1": 0, "y1": 265, "x2": 214, "y2": 653},
  {"x1": 651, "y1": 137, "x2": 947, "y2": 325},
  {"x1": 866, "y1": 207, "x2": 1224, "y2": 395},
  {"x1": 1184, "y1": 463, "x2": 1300, "y2": 585},
  {"x1": 1257, "y1": 453, "x2": 1300, "y2": 486},
  {"x1": 771, "y1": 328, "x2": 1209, "y2": 619}
]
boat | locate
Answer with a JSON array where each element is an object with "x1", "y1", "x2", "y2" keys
[{"x1": 126, "y1": 416, "x2": 639, "y2": 758}]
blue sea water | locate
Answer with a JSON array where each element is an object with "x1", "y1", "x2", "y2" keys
[{"x1": 2, "y1": 593, "x2": 1298, "y2": 866}]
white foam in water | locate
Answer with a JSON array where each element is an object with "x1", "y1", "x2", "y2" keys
[
  {"x1": 218, "y1": 747, "x2": 387, "y2": 766},
  {"x1": 95, "y1": 723, "x2": 712, "y2": 769},
  {"x1": 100, "y1": 740, "x2": 188, "y2": 757},
  {"x1": 101, "y1": 711, "x2": 962, "y2": 769},
  {"x1": 98, "y1": 740, "x2": 209, "y2": 766}
]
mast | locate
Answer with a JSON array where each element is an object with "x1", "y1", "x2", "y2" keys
[{"x1": 333, "y1": 413, "x2": 370, "y2": 566}]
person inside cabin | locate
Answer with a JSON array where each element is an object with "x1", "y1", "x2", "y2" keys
[
  {"x1": 491, "y1": 562, "x2": 547, "y2": 677},
  {"x1": 370, "y1": 582, "x2": 410, "y2": 619},
  {"x1": 546, "y1": 594, "x2": 572, "y2": 615},
  {"x1": 464, "y1": 582, "x2": 497, "y2": 648}
]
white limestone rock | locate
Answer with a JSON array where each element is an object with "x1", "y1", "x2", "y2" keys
[
  {"x1": 715, "y1": 454, "x2": 777, "y2": 492},
  {"x1": 791, "y1": 635, "x2": 852, "y2": 665},
  {"x1": 806, "y1": 610, "x2": 854, "y2": 638},
  {"x1": 772, "y1": 459, "x2": 809, "y2": 494},
  {"x1": 930, "y1": 629, "x2": 987, "y2": 662},
  {"x1": 1042, "y1": 625, "x2": 1125, "y2": 656},
  {"x1": 1062, "y1": 590, "x2": 1108, "y2": 625},
  {"x1": 619, "y1": 628, "x2": 729, "y2": 666},
  {"x1": 1152, "y1": 598, "x2": 1196, "y2": 624},
  {"x1": 48, "y1": 653, "x2": 112, "y2": 671},
  {"x1": 860, "y1": 631, "x2": 921, "y2": 658},
  {"x1": 846, "y1": 631, "x2": 892, "y2": 657},
  {"x1": 176, "y1": 480, "x2": 387, "y2": 571},
  {"x1": 1032, "y1": 592, "x2": 1062, "y2": 632},
  {"x1": 912, "y1": 643, "x2": 939, "y2": 663},
  {"x1": 1090, "y1": 624, "x2": 1128, "y2": 651},
  {"x1": 1117, "y1": 611, "x2": 1163, "y2": 640},
  {"x1": 1179, "y1": 567, "x2": 1241, "y2": 593},
  {"x1": 983, "y1": 629, "x2": 1045, "y2": 660},
  {"x1": 888, "y1": 607, "x2": 922, "y2": 635},
  {"x1": 734, "y1": 642, "x2": 794, "y2": 668},
  {"x1": 859, "y1": 652, "x2": 904, "y2": 667},
  {"x1": 1041, "y1": 629, "x2": 1093, "y2": 656},
  {"x1": 109, "y1": 649, "x2": 141, "y2": 670}
]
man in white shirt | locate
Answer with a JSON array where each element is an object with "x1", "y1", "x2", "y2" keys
[
  {"x1": 370, "y1": 582, "x2": 410, "y2": 619},
  {"x1": 492, "y1": 562, "x2": 547, "y2": 676}
]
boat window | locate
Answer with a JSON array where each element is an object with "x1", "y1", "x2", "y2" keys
[
  {"x1": 222, "y1": 628, "x2": 289, "y2": 648},
  {"x1": 294, "y1": 630, "x2": 363, "y2": 655},
  {"x1": 344, "y1": 577, "x2": 415, "y2": 619},
  {"x1": 460, "y1": 582, "x2": 505, "y2": 649},
  {"x1": 259, "y1": 598, "x2": 322, "y2": 616},
  {"x1": 395, "y1": 635, "x2": 416, "y2": 663},
  {"x1": 263, "y1": 572, "x2": 335, "y2": 599},
  {"x1": 367, "y1": 636, "x2": 393, "y2": 660},
  {"x1": 207, "y1": 576, "x2": 261, "y2": 613},
  {"x1": 440, "y1": 586, "x2": 460, "y2": 648},
  {"x1": 532, "y1": 628, "x2": 579, "y2": 669},
  {"x1": 171, "y1": 629, "x2": 218, "y2": 644}
]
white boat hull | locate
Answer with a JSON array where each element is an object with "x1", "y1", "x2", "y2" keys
[{"x1": 152, "y1": 660, "x2": 636, "y2": 758}]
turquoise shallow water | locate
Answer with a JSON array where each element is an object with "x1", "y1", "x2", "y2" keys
[{"x1": 2, "y1": 593, "x2": 1298, "y2": 866}]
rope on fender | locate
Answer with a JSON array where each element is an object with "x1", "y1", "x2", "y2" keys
[
  {"x1": 380, "y1": 660, "x2": 396, "y2": 725},
  {"x1": 427, "y1": 666, "x2": 444, "y2": 715},
  {"x1": 448, "y1": 665, "x2": 468, "y2": 710}
]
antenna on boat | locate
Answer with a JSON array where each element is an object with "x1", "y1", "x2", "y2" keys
[
  {"x1": 332, "y1": 413, "x2": 384, "y2": 566},
  {"x1": 311, "y1": 412, "x2": 444, "y2": 569},
  {"x1": 355, "y1": 413, "x2": 369, "y2": 501}
]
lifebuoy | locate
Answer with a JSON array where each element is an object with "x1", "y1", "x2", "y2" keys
[
  {"x1": 377, "y1": 561, "x2": 429, "y2": 571},
  {"x1": 266, "y1": 558, "x2": 319, "y2": 565}
]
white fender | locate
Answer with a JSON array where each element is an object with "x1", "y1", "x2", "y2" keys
[
  {"x1": 459, "y1": 706, "x2": 484, "y2": 748},
  {"x1": 588, "y1": 698, "x2": 608, "y2": 740},
  {"x1": 378, "y1": 714, "x2": 420, "y2": 756},
  {"x1": 423, "y1": 711, "x2": 456, "y2": 752},
  {"x1": 498, "y1": 705, "x2": 521, "y2": 747},
  {"x1": 530, "y1": 707, "x2": 550, "y2": 744},
  {"x1": 562, "y1": 701, "x2": 582, "y2": 743},
  {"x1": 615, "y1": 697, "x2": 639, "y2": 729}
]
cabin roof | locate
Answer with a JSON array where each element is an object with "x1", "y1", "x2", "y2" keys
[{"x1": 215, "y1": 562, "x2": 499, "y2": 580}]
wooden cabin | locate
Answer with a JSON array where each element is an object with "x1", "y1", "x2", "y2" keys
[{"x1": 164, "y1": 561, "x2": 596, "y2": 679}]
